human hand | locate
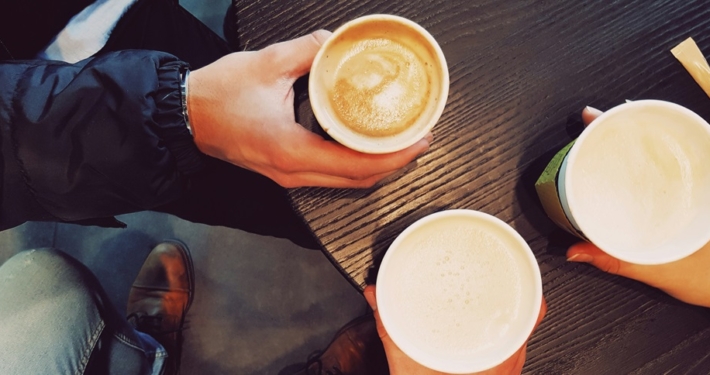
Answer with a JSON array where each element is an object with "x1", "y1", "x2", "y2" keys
[
  {"x1": 186, "y1": 30, "x2": 432, "y2": 188},
  {"x1": 566, "y1": 106, "x2": 710, "y2": 308},
  {"x1": 363, "y1": 285, "x2": 547, "y2": 375}
]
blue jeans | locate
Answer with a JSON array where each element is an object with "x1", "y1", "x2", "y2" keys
[{"x1": 0, "y1": 249, "x2": 165, "y2": 375}]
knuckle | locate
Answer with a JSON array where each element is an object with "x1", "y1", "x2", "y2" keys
[
  {"x1": 601, "y1": 259, "x2": 621, "y2": 275},
  {"x1": 259, "y1": 44, "x2": 280, "y2": 61},
  {"x1": 357, "y1": 177, "x2": 380, "y2": 189},
  {"x1": 272, "y1": 174, "x2": 298, "y2": 188},
  {"x1": 270, "y1": 153, "x2": 294, "y2": 173},
  {"x1": 347, "y1": 169, "x2": 371, "y2": 181}
]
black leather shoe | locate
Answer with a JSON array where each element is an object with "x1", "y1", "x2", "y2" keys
[
  {"x1": 286, "y1": 314, "x2": 389, "y2": 375},
  {"x1": 126, "y1": 240, "x2": 194, "y2": 375}
]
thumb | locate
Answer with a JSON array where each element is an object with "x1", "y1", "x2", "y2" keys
[
  {"x1": 567, "y1": 242, "x2": 635, "y2": 277},
  {"x1": 263, "y1": 29, "x2": 333, "y2": 79},
  {"x1": 581, "y1": 106, "x2": 604, "y2": 127},
  {"x1": 364, "y1": 285, "x2": 392, "y2": 343}
]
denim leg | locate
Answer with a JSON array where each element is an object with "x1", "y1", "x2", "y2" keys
[{"x1": 0, "y1": 249, "x2": 165, "y2": 375}]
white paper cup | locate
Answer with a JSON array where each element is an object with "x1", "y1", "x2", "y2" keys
[
  {"x1": 559, "y1": 100, "x2": 710, "y2": 264},
  {"x1": 376, "y1": 210, "x2": 542, "y2": 373},
  {"x1": 309, "y1": 14, "x2": 449, "y2": 154}
]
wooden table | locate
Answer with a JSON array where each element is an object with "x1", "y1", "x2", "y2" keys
[{"x1": 234, "y1": 0, "x2": 710, "y2": 373}]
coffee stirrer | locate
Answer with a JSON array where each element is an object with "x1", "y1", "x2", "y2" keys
[{"x1": 672, "y1": 37, "x2": 710, "y2": 99}]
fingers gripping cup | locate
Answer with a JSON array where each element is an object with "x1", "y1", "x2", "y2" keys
[
  {"x1": 558, "y1": 100, "x2": 710, "y2": 264},
  {"x1": 376, "y1": 210, "x2": 543, "y2": 373},
  {"x1": 309, "y1": 15, "x2": 449, "y2": 154}
]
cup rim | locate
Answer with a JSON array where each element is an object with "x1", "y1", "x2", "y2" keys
[
  {"x1": 376, "y1": 209, "x2": 543, "y2": 373},
  {"x1": 308, "y1": 14, "x2": 449, "y2": 154},
  {"x1": 563, "y1": 99, "x2": 710, "y2": 264}
]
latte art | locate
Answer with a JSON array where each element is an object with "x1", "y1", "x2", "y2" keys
[
  {"x1": 309, "y1": 14, "x2": 448, "y2": 153},
  {"x1": 330, "y1": 38, "x2": 430, "y2": 137}
]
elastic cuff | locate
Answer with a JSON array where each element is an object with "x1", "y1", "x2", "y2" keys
[{"x1": 154, "y1": 61, "x2": 204, "y2": 175}]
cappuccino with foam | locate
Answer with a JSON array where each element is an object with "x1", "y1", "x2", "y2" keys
[
  {"x1": 376, "y1": 210, "x2": 542, "y2": 373},
  {"x1": 310, "y1": 15, "x2": 448, "y2": 153},
  {"x1": 559, "y1": 100, "x2": 710, "y2": 264}
]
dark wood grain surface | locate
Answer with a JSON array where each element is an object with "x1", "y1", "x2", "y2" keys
[{"x1": 233, "y1": 0, "x2": 710, "y2": 373}]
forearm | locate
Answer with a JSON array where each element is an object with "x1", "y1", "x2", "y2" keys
[{"x1": 0, "y1": 50, "x2": 203, "y2": 228}]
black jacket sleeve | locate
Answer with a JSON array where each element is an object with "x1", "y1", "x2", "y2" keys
[{"x1": 0, "y1": 50, "x2": 204, "y2": 229}]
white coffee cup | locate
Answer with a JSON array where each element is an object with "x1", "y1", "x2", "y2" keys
[
  {"x1": 309, "y1": 14, "x2": 449, "y2": 154},
  {"x1": 558, "y1": 100, "x2": 710, "y2": 264},
  {"x1": 376, "y1": 209, "x2": 543, "y2": 373}
]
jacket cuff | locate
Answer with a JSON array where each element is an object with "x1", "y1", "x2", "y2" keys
[{"x1": 154, "y1": 61, "x2": 205, "y2": 175}]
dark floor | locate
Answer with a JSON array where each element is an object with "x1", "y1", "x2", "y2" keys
[{"x1": 0, "y1": 1, "x2": 367, "y2": 374}]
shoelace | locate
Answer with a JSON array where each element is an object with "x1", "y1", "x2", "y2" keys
[
  {"x1": 126, "y1": 307, "x2": 188, "y2": 374},
  {"x1": 126, "y1": 313, "x2": 185, "y2": 335},
  {"x1": 304, "y1": 351, "x2": 344, "y2": 375}
]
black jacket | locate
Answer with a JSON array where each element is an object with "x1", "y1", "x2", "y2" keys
[{"x1": 0, "y1": 0, "x2": 203, "y2": 229}]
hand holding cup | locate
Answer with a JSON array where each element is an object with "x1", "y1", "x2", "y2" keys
[
  {"x1": 187, "y1": 30, "x2": 431, "y2": 188},
  {"x1": 309, "y1": 14, "x2": 448, "y2": 154},
  {"x1": 371, "y1": 210, "x2": 544, "y2": 374},
  {"x1": 364, "y1": 286, "x2": 547, "y2": 375},
  {"x1": 567, "y1": 106, "x2": 710, "y2": 308}
]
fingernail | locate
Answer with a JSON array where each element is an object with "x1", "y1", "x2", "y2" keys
[
  {"x1": 584, "y1": 106, "x2": 604, "y2": 117},
  {"x1": 424, "y1": 132, "x2": 434, "y2": 143},
  {"x1": 416, "y1": 140, "x2": 430, "y2": 156},
  {"x1": 312, "y1": 29, "x2": 333, "y2": 44},
  {"x1": 567, "y1": 253, "x2": 593, "y2": 263}
]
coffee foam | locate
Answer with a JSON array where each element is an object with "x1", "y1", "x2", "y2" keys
[
  {"x1": 382, "y1": 216, "x2": 524, "y2": 360},
  {"x1": 309, "y1": 16, "x2": 447, "y2": 153},
  {"x1": 569, "y1": 105, "x2": 710, "y2": 255},
  {"x1": 330, "y1": 38, "x2": 430, "y2": 136}
]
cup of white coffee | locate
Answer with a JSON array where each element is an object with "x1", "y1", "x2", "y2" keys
[
  {"x1": 558, "y1": 100, "x2": 710, "y2": 264},
  {"x1": 309, "y1": 14, "x2": 449, "y2": 154},
  {"x1": 376, "y1": 209, "x2": 543, "y2": 373}
]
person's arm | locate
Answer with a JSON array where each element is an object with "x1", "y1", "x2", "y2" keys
[
  {"x1": 0, "y1": 31, "x2": 433, "y2": 230},
  {"x1": 0, "y1": 50, "x2": 201, "y2": 229},
  {"x1": 566, "y1": 107, "x2": 710, "y2": 308},
  {"x1": 187, "y1": 30, "x2": 432, "y2": 189}
]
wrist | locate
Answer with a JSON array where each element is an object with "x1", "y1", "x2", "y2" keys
[
  {"x1": 185, "y1": 67, "x2": 223, "y2": 160},
  {"x1": 180, "y1": 69, "x2": 193, "y2": 136}
]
